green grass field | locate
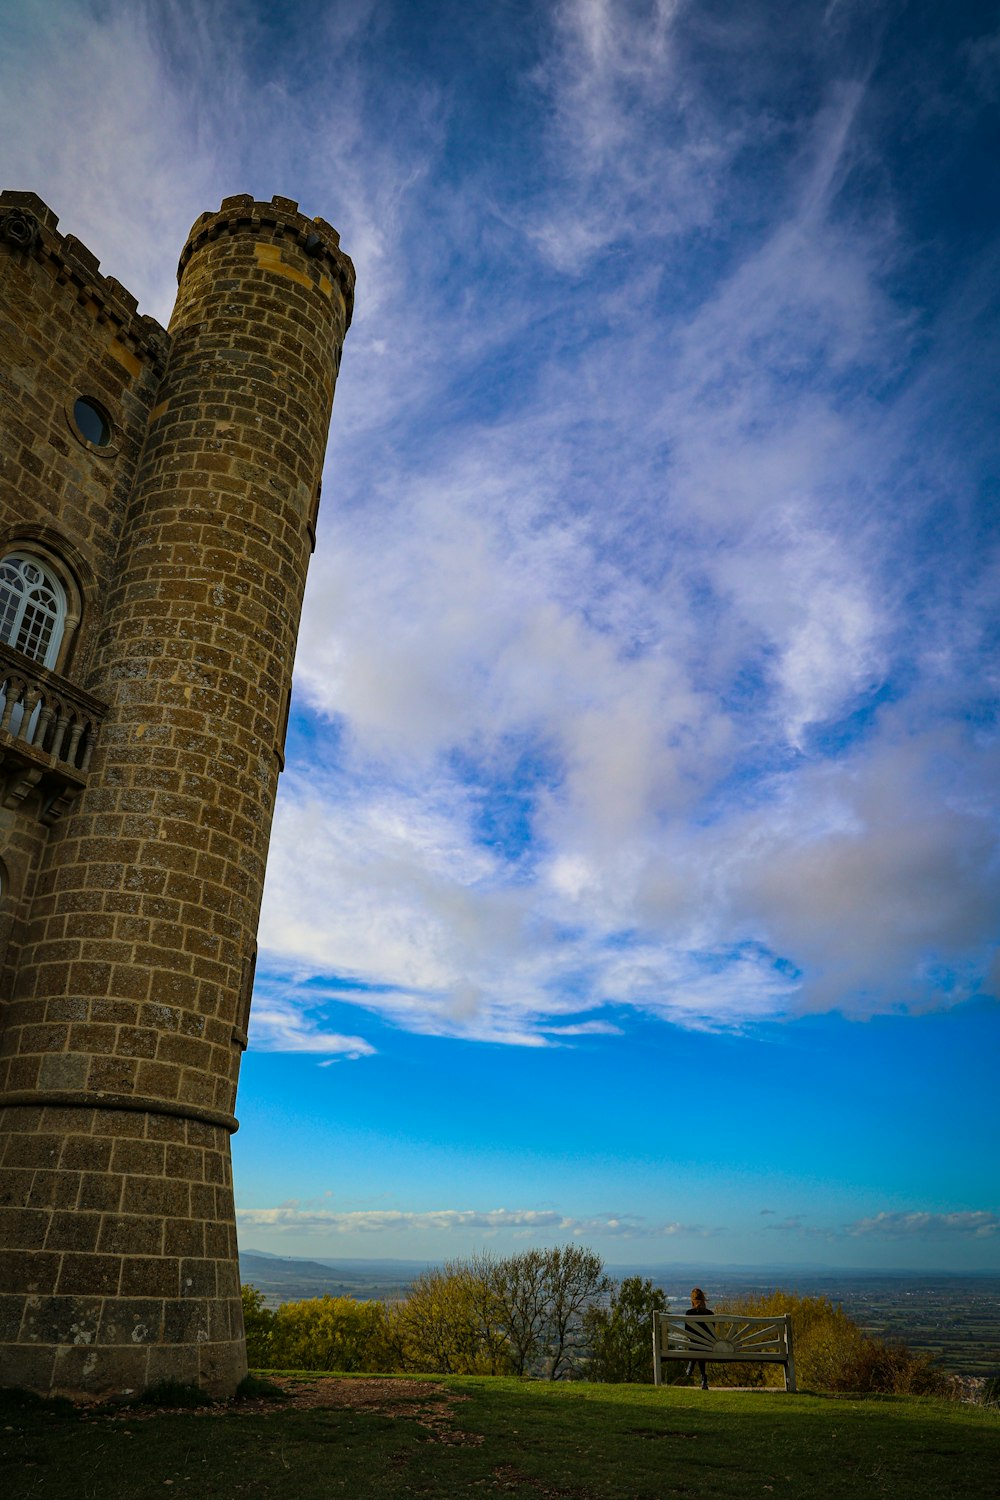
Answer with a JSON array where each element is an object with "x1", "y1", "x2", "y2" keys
[{"x1": 3, "y1": 1373, "x2": 997, "y2": 1499}]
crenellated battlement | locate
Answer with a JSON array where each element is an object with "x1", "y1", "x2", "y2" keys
[
  {"x1": 177, "y1": 192, "x2": 356, "y2": 328},
  {"x1": 0, "y1": 190, "x2": 171, "y2": 374}
]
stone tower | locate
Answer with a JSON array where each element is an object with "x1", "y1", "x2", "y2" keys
[{"x1": 0, "y1": 191, "x2": 353, "y2": 1396}]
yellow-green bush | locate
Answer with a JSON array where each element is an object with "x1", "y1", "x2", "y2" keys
[
  {"x1": 241, "y1": 1288, "x2": 389, "y2": 1373},
  {"x1": 382, "y1": 1262, "x2": 512, "y2": 1375},
  {"x1": 710, "y1": 1290, "x2": 949, "y2": 1395}
]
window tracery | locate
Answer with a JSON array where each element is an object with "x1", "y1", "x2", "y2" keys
[{"x1": 0, "y1": 553, "x2": 67, "y2": 668}]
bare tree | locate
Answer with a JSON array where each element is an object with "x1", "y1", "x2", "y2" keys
[
  {"x1": 486, "y1": 1248, "x2": 551, "y2": 1375},
  {"x1": 539, "y1": 1245, "x2": 610, "y2": 1379}
]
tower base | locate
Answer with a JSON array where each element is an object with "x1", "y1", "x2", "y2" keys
[{"x1": 0, "y1": 1102, "x2": 246, "y2": 1398}]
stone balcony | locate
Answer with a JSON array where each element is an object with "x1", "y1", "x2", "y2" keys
[{"x1": 0, "y1": 641, "x2": 106, "y2": 824}]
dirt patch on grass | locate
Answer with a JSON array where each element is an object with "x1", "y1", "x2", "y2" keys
[
  {"x1": 259, "y1": 1375, "x2": 482, "y2": 1445},
  {"x1": 117, "y1": 1375, "x2": 484, "y2": 1446}
]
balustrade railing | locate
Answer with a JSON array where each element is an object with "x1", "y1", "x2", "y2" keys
[{"x1": 0, "y1": 641, "x2": 106, "y2": 819}]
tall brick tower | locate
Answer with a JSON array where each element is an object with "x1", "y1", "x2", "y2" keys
[{"x1": 0, "y1": 192, "x2": 353, "y2": 1396}]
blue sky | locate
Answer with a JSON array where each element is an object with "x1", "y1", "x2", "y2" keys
[{"x1": 3, "y1": 0, "x2": 998, "y2": 1270}]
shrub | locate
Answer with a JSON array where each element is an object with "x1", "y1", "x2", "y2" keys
[
  {"x1": 235, "y1": 1373, "x2": 287, "y2": 1400},
  {"x1": 712, "y1": 1290, "x2": 949, "y2": 1396},
  {"x1": 383, "y1": 1262, "x2": 510, "y2": 1375},
  {"x1": 241, "y1": 1283, "x2": 276, "y2": 1367},
  {"x1": 269, "y1": 1294, "x2": 389, "y2": 1373}
]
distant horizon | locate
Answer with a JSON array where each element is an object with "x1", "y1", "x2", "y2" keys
[{"x1": 239, "y1": 1247, "x2": 1000, "y2": 1279}]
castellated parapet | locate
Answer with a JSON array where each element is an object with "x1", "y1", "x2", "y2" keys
[{"x1": 0, "y1": 191, "x2": 353, "y2": 1396}]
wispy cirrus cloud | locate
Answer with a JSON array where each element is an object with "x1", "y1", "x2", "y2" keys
[
  {"x1": 247, "y1": 979, "x2": 376, "y2": 1060},
  {"x1": 5, "y1": 1, "x2": 997, "y2": 1056},
  {"x1": 846, "y1": 1211, "x2": 1000, "y2": 1239}
]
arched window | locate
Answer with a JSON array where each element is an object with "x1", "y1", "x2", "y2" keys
[{"x1": 0, "y1": 553, "x2": 67, "y2": 668}]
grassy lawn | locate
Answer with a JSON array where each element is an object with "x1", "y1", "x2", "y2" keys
[{"x1": 3, "y1": 1373, "x2": 997, "y2": 1499}]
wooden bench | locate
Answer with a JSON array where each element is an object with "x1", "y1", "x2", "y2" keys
[{"x1": 652, "y1": 1311, "x2": 796, "y2": 1391}]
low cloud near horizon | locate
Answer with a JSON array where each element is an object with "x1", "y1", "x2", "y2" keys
[
  {"x1": 235, "y1": 1203, "x2": 1000, "y2": 1245},
  {"x1": 236, "y1": 1204, "x2": 706, "y2": 1240}
]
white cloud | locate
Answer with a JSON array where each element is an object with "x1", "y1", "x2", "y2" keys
[
  {"x1": 236, "y1": 1204, "x2": 706, "y2": 1238},
  {"x1": 247, "y1": 980, "x2": 375, "y2": 1060},
  {"x1": 5, "y1": 1, "x2": 995, "y2": 1054},
  {"x1": 846, "y1": 1211, "x2": 1000, "y2": 1238},
  {"x1": 0, "y1": 0, "x2": 250, "y2": 321}
]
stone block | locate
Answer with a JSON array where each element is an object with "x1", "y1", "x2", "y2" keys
[
  {"x1": 26, "y1": 1169, "x2": 80, "y2": 1209},
  {"x1": 98, "y1": 1215, "x2": 165, "y2": 1257},
  {"x1": 0, "y1": 1293, "x2": 25, "y2": 1340},
  {"x1": 0, "y1": 1166, "x2": 35, "y2": 1206},
  {"x1": 179, "y1": 1258, "x2": 218, "y2": 1298},
  {"x1": 40, "y1": 1106, "x2": 97, "y2": 1134},
  {"x1": 98, "y1": 1297, "x2": 165, "y2": 1345},
  {"x1": 0, "y1": 1205, "x2": 50, "y2": 1249},
  {"x1": 20, "y1": 1294, "x2": 102, "y2": 1346},
  {"x1": 0, "y1": 1250, "x2": 61, "y2": 1294},
  {"x1": 120, "y1": 1256, "x2": 180, "y2": 1298},
  {"x1": 162, "y1": 1218, "x2": 205, "y2": 1258},
  {"x1": 0, "y1": 1341, "x2": 56, "y2": 1389},
  {"x1": 164, "y1": 1143, "x2": 204, "y2": 1180},
  {"x1": 116, "y1": 1026, "x2": 158, "y2": 1058},
  {"x1": 44, "y1": 1210, "x2": 102, "y2": 1252},
  {"x1": 215, "y1": 1259, "x2": 241, "y2": 1299},
  {"x1": 203, "y1": 1220, "x2": 230, "y2": 1260},
  {"x1": 199, "y1": 1337, "x2": 246, "y2": 1395},
  {"x1": 60, "y1": 1135, "x2": 113, "y2": 1172},
  {"x1": 77, "y1": 1172, "x2": 124, "y2": 1212},
  {"x1": 145, "y1": 1342, "x2": 200, "y2": 1388},
  {"x1": 122, "y1": 1175, "x2": 190, "y2": 1218},
  {"x1": 93, "y1": 1110, "x2": 146, "y2": 1139},
  {"x1": 56, "y1": 1253, "x2": 122, "y2": 1296},
  {"x1": 36, "y1": 1052, "x2": 92, "y2": 1089},
  {"x1": 162, "y1": 1297, "x2": 209, "y2": 1344},
  {"x1": 2, "y1": 1134, "x2": 61, "y2": 1169},
  {"x1": 188, "y1": 1182, "x2": 217, "y2": 1220},
  {"x1": 87, "y1": 1055, "x2": 139, "y2": 1093},
  {"x1": 110, "y1": 1138, "x2": 165, "y2": 1176},
  {"x1": 52, "y1": 1341, "x2": 150, "y2": 1396},
  {"x1": 144, "y1": 1112, "x2": 187, "y2": 1143}
]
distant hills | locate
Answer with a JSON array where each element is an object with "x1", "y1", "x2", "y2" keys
[{"x1": 239, "y1": 1250, "x2": 432, "y2": 1305}]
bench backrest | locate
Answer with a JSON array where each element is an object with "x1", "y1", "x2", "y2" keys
[{"x1": 652, "y1": 1312, "x2": 797, "y2": 1390}]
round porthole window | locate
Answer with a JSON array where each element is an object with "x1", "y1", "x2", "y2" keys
[{"x1": 72, "y1": 397, "x2": 111, "y2": 447}]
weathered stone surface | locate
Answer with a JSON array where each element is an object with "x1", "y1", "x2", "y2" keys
[{"x1": 0, "y1": 192, "x2": 352, "y2": 1397}]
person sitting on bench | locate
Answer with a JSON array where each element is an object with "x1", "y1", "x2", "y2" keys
[{"x1": 685, "y1": 1287, "x2": 714, "y2": 1389}]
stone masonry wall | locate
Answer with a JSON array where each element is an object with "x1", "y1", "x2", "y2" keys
[
  {"x1": 0, "y1": 195, "x2": 353, "y2": 1396},
  {"x1": 0, "y1": 191, "x2": 167, "y2": 1001}
]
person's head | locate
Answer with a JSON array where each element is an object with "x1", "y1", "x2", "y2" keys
[{"x1": 690, "y1": 1287, "x2": 707, "y2": 1308}]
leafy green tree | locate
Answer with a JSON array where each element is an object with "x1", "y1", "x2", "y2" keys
[
  {"x1": 584, "y1": 1275, "x2": 668, "y2": 1383},
  {"x1": 384, "y1": 1262, "x2": 508, "y2": 1375},
  {"x1": 268, "y1": 1294, "x2": 388, "y2": 1372},
  {"x1": 473, "y1": 1244, "x2": 612, "y2": 1379},
  {"x1": 240, "y1": 1283, "x2": 276, "y2": 1367}
]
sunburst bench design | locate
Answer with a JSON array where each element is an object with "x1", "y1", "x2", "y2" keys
[{"x1": 652, "y1": 1312, "x2": 797, "y2": 1391}]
